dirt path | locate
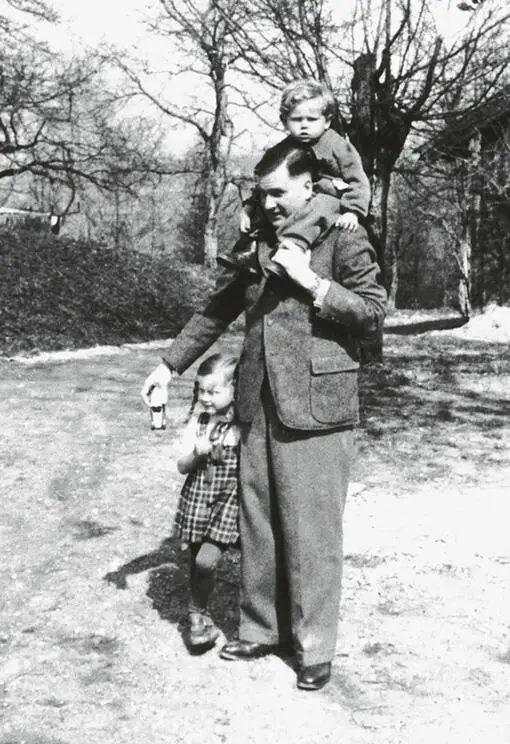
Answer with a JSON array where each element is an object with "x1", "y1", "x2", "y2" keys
[{"x1": 1, "y1": 331, "x2": 509, "y2": 744}]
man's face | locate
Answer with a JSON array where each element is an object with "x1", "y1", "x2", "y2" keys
[{"x1": 258, "y1": 162, "x2": 313, "y2": 229}]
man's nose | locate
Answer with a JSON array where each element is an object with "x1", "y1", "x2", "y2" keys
[{"x1": 264, "y1": 194, "x2": 276, "y2": 210}]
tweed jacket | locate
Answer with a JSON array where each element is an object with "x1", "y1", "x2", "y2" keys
[{"x1": 164, "y1": 222, "x2": 386, "y2": 431}]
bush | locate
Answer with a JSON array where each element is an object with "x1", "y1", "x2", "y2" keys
[{"x1": 0, "y1": 228, "x2": 217, "y2": 355}]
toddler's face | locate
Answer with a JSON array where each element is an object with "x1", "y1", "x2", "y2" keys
[
  {"x1": 197, "y1": 371, "x2": 234, "y2": 415},
  {"x1": 285, "y1": 97, "x2": 331, "y2": 145}
]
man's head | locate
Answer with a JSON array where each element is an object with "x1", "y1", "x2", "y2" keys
[
  {"x1": 254, "y1": 143, "x2": 317, "y2": 229},
  {"x1": 280, "y1": 79, "x2": 336, "y2": 145}
]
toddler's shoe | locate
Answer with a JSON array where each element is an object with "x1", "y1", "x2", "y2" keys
[
  {"x1": 217, "y1": 233, "x2": 260, "y2": 275},
  {"x1": 188, "y1": 612, "x2": 220, "y2": 651}
]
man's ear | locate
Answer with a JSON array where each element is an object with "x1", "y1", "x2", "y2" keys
[
  {"x1": 324, "y1": 116, "x2": 332, "y2": 131},
  {"x1": 304, "y1": 176, "x2": 314, "y2": 198}
]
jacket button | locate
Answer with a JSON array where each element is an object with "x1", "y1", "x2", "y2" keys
[{"x1": 266, "y1": 318, "x2": 273, "y2": 326}]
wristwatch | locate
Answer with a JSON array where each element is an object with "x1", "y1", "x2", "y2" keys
[
  {"x1": 308, "y1": 274, "x2": 331, "y2": 310},
  {"x1": 308, "y1": 273, "x2": 322, "y2": 298}
]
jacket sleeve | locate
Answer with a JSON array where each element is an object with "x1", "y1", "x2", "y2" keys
[
  {"x1": 163, "y1": 269, "x2": 246, "y2": 374},
  {"x1": 330, "y1": 139, "x2": 371, "y2": 218},
  {"x1": 315, "y1": 227, "x2": 386, "y2": 335}
]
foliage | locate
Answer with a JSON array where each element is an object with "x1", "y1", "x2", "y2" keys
[{"x1": 0, "y1": 227, "x2": 217, "y2": 355}]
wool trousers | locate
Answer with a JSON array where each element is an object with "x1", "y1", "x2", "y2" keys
[{"x1": 238, "y1": 382, "x2": 354, "y2": 666}]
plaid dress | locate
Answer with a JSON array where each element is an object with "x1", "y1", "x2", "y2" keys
[{"x1": 173, "y1": 413, "x2": 240, "y2": 546}]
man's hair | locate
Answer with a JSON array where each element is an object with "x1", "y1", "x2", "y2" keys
[
  {"x1": 279, "y1": 79, "x2": 336, "y2": 124},
  {"x1": 254, "y1": 141, "x2": 318, "y2": 181}
]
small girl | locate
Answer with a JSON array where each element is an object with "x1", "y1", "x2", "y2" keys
[{"x1": 174, "y1": 353, "x2": 240, "y2": 651}]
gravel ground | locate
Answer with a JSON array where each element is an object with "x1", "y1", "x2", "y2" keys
[{"x1": 1, "y1": 316, "x2": 509, "y2": 744}]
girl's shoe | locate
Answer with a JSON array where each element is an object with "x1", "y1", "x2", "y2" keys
[{"x1": 188, "y1": 613, "x2": 220, "y2": 649}]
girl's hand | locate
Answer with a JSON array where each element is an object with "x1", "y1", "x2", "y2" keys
[{"x1": 193, "y1": 435, "x2": 212, "y2": 458}]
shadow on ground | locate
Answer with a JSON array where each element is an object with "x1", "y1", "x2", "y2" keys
[
  {"x1": 356, "y1": 335, "x2": 510, "y2": 485},
  {"x1": 104, "y1": 539, "x2": 240, "y2": 648},
  {"x1": 384, "y1": 315, "x2": 468, "y2": 335}
]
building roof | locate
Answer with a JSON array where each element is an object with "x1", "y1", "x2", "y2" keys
[{"x1": 426, "y1": 85, "x2": 510, "y2": 159}]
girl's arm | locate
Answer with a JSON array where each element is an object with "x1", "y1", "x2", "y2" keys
[
  {"x1": 177, "y1": 432, "x2": 211, "y2": 474},
  {"x1": 177, "y1": 450, "x2": 202, "y2": 475}
]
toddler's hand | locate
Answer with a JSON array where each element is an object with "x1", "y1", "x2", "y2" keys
[
  {"x1": 336, "y1": 212, "x2": 359, "y2": 232},
  {"x1": 239, "y1": 206, "x2": 252, "y2": 233},
  {"x1": 194, "y1": 435, "x2": 212, "y2": 458}
]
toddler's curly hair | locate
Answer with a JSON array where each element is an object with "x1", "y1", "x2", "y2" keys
[{"x1": 279, "y1": 79, "x2": 336, "y2": 125}]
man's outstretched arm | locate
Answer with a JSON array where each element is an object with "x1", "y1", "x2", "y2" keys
[{"x1": 141, "y1": 269, "x2": 246, "y2": 404}]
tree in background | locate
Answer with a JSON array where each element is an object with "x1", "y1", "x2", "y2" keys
[
  {"x1": 411, "y1": 99, "x2": 510, "y2": 315},
  {"x1": 221, "y1": 0, "x2": 509, "y2": 306},
  {"x1": 0, "y1": 0, "x2": 160, "y2": 221},
  {"x1": 113, "y1": 0, "x2": 249, "y2": 266}
]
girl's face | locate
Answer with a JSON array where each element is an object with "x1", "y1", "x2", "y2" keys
[
  {"x1": 285, "y1": 97, "x2": 331, "y2": 144},
  {"x1": 197, "y1": 371, "x2": 234, "y2": 415}
]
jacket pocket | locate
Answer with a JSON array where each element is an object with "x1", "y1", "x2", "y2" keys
[
  {"x1": 310, "y1": 356, "x2": 359, "y2": 374},
  {"x1": 310, "y1": 355, "x2": 359, "y2": 425}
]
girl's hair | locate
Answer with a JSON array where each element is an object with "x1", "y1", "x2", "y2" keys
[
  {"x1": 279, "y1": 79, "x2": 336, "y2": 124},
  {"x1": 185, "y1": 353, "x2": 238, "y2": 422}
]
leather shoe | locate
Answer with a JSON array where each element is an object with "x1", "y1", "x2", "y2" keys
[
  {"x1": 297, "y1": 662, "x2": 332, "y2": 691},
  {"x1": 219, "y1": 639, "x2": 276, "y2": 661}
]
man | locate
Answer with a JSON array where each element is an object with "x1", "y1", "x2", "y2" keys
[{"x1": 141, "y1": 143, "x2": 386, "y2": 691}]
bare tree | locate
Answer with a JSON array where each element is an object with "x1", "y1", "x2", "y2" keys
[
  {"x1": 113, "y1": 0, "x2": 248, "y2": 265},
  {"x1": 0, "y1": 1, "x2": 158, "y2": 218},
  {"x1": 221, "y1": 0, "x2": 510, "y2": 304}
]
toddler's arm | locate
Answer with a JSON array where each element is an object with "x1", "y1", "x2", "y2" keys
[{"x1": 330, "y1": 138, "x2": 371, "y2": 219}]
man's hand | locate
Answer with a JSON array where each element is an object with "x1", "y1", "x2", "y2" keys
[
  {"x1": 271, "y1": 240, "x2": 318, "y2": 292},
  {"x1": 141, "y1": 363, "x2": 172, "y2": 406},
  {"x1": 336, "y1": 212, "x2": 359, "y2": 232}
]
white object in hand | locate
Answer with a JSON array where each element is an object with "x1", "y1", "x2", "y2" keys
[{"x1": 149, "y1": 385, "x2": 167, "y2": 430}]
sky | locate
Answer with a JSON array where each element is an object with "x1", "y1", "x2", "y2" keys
[
  {"x1": 43, "y1": 0, "x2": 152, "y2": 53},
  {"x1": 41, "y1": 0, "x2": 474, "y2": 53},
  {"x1": 23, "y1": 0, "x2": 484, "y2": 156}
]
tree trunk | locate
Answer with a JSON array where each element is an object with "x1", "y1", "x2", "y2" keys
[
  {"x1": 456, "y1": 231, "x2": 472, "y2": 317},
  {"x1": 203, "y1": 187, "x2": 219, "y2": 267},
  {"x1": 201, "y1": 57, "x2": 233, "y2": 266},
  {"x1": 456, "y1": 131, "x2": 482, "y2": 315}
]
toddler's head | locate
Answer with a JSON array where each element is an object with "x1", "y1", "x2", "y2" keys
[
  {"x1": 280, "y1": 79, "x2": 336, "y2": 145},
  {"x1": 188, "y1": 353, "x2": 238, "y2": 420}
]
